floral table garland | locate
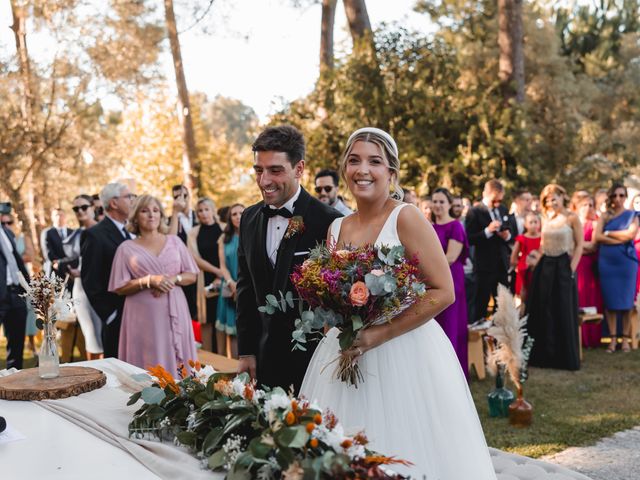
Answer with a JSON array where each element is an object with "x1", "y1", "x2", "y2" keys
[{"x1": 128, "y1": 361, "x2": 409, "y2": 479}]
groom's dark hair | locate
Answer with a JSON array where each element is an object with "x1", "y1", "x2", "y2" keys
[{"x1": 252, "y1": 125, "x2": 305, "y2": 166}]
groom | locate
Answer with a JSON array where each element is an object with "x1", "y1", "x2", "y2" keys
[{"x1": 236, "y1": 125, "x2": 342, "y2": 393}]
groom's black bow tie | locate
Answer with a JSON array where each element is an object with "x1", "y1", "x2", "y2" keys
[{"x1": 261, "y1": 205, "x2": 293, "y2": 219}]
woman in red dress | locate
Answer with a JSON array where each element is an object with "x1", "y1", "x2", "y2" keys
[{"x1": 571, "y1": 191, "x2": 603, "y2": 348}]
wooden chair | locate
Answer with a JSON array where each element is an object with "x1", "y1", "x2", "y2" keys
[
  {"x1": 197, "y1": 349, "x2": 239, "y2": 374},
  {"x1": 577, "y1": 312, "x2": 603, "y2": 360},
  {"x1": 468, "y1": 327, "x2": 488, "y2": 380}
]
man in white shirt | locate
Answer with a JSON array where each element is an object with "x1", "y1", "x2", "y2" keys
[
  {"x1": 314, "y1": 169, "x2": 353, "y2": 216},
  {"x1": 236, "y1": 126, "x2": 342, "y2": 393}
]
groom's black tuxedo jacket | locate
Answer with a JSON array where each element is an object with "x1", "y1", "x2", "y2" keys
[{"x1": 236, "y1": 187, "x2": 342, "y2": 393}]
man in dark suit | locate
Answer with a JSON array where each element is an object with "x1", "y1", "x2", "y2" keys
[
  {"x1": 236, "y1": 125, "x2": 342, "y2": 393},
  {"x1": 0, "y1": 222, "x2": 29, "y2": 369},
  {"x1": 44, "y1": 208, "x2": 77, "y2": 282},
  {"x1": 81, "y1": 182, "x2": 135, "y2": 358},
  {"x1": 465, "y1": 179, "x2": 517, "y2": 322}
]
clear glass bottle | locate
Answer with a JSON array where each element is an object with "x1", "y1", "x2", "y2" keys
[{"x1": 39, "y1": 322, "x2": 60, "y2": 379}]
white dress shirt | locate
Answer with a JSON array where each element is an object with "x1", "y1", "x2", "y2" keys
[
  {"x1": 266, "y1": 186, "x2": 301, "y2": 266},
  {"x1": 482, "y1": 199, "x2": 511, "y2": 241}
]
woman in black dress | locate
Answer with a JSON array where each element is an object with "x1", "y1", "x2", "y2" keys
[{"x1": 187, "y1": 198, "x2": 224, "y2": 352}]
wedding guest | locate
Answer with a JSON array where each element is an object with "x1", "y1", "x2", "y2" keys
[
  {"x1": 460, "y1": 197, "x2": 472, "y2": 225},
  {"x1": 510, "y1": 212, "x2": 541, "y2": 304},
  {"x1": 168, "y1": 184, "x2": 198, "y2": 322},
  {"x1": 315, "y1": 169, "x2": 353, "y2": 215},
  {"x1": 217, "y1": 206, "x2": 230, "y2": 230},
  {"x1": 44, "y1": 207, "x2": 76, "y2": 280},
  {"x1": 570, "y1": 191, "x2": 603, "y2": 348},
  {"x1": 633, "y1": 193, "x2": 640, "y2": 300},
  {"x1": 595, "y1": 183, "x2": 639, "y2": 353},
  {"x1": 419, "y1": 194, "x2": 432, "y2": 223},
  {"x1": 631, "y1": 193, "x2": 640, "y2": 213},
  {"x1": 594, "y1": 188, "x2": 608, "y2": 216},
  {"x1": 465, "y1": 179, "x2": 516, "y2": 322},
  {"x1": 109, "y1": 195, "x2": 199, "y2": 375},
  {"x1": 451, "y1": 196, "x2": 463, "y2": 220},
  {"x1": 530, "y1": 197, "x2": 541, "y2": 214},
  {"x1": 92, "y1": 194, "x2": 105, "y2": 222},
  {"x1": 511, "y1": 189, "x2": 533, "y2": 235},
  {"x1": 63, "y1": 195, "x2": 103, "y2": 359},
  {"x1": 527, "y1": 184, "x2": 583, "y2": 370},
  {"x1": 187, "y1": 198, "x2": 224, "y2": 352},
  {"x1": 1, "y1": 213, "x2": 37, "y2": 355},
  {"x1": 0, "y1": 216, "x2": 29, "y2": 369},
  {"x1": 81, "y1": 182, "x2": 136, "y2": 358},
  {"x1": 402, "y1": 187, "x2": 419, "y2": 207},
  {"x1": 216, "y1": 203, "x2": 244, "y2": 358},
  {"x1": 431, "y1": 188, "x2": 469, "y2": 375}
]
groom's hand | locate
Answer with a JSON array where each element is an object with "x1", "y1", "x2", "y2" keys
[{"x1": 238, "y1": 355, "x2": 257, "y2": 380}]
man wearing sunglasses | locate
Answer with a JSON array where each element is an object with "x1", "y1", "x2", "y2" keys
[{"x1": 314, "y1": 169, "x2": 353, "y2": 216}]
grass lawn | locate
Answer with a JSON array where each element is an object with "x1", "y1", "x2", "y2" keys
[
  {"x1": 2, "y1": 335, "x2": 639, "y2": 460},
  {"x1": 470, "y1": 346, "x2": 640, "y2": 458}
]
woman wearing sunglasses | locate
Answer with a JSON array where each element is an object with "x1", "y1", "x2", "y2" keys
[
  {"x1": 63, "y1": 194, "x2": 103, "y2": 359},
  {"x1": 595, "y1": 183, "x2": 639, "y2": 353}
]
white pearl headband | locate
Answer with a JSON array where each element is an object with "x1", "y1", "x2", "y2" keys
[{"x1": 347, "y1": 127, "x2": 398, "y2": 158}]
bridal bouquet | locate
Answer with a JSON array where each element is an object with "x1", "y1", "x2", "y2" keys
[
  {"x1": 128, "y1": 362, "x2": 409, "y2": 479},
  {"x1": 261, "y1": 243, "x2": 426, "y2": 386}
]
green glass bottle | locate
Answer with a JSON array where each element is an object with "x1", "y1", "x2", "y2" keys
[{"x1": 487, "y1": 365, "x2": 514, "y2": 418}]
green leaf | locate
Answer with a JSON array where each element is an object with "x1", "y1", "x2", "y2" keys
[
  {"x1": 274, "y1": 425, "x2": 308, "y2": 448},
  {"x1": 131, "y1": 373, "x2": 152, "y2": 382},
  {"x1": 127, "y1": 391, "x2": 142, "y2": 406},
  {"x1": 266, "y1": 294, "x2": 279, "y2": 307},
  {"x1": 202, "y1": 427, "x2": 224, "y2": 454},
  {"x1": 175, "y1": 430, "x2": 197, "y2": 446},
  {"x1": 227, "y1": 468, "x2": 252, "y2": 480},
  {"x1": 285, "y1": 291, "x2": 294, "y2": 308},
  {"x1": 140, "y1": 386, "x2": 165, "y2": 405},
  {"x1": 351, "y1": 315, "x2": 363, "y2": 331},
  {"x1": 222, "y1": 411, "x2": 253, "y2": 436},
  {"x1": 338, "y1": 327, "x2": 354, "y2": 351},
  {"x1": 208, "y1": 449, "x2": 226, "y2": 470},
  {"x1": 248, "y1": 437, "x2": 271, "y2": 459}
]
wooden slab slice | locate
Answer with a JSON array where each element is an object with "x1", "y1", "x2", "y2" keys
[{"x1": 0, "y1": 366, "x2": 106, "y2": 401}]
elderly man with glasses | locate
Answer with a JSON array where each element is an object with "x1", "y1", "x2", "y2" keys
[{"x1": 314, "y1": 169, "x2": 353, "y2": 216}]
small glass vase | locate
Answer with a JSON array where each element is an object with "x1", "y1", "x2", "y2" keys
[
  {"x1": 487, "y1": 365, "x2": 514, "y2": 417},
  {"x1": 509, "y1": 385, "x2": 533, "y2": 427},
  {"x1": 39, "y1": 322, "x2": 60, "y2": 379}
]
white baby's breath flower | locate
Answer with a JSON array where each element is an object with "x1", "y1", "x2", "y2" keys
[
  {"x1": 231, "y1": 377, "x2": 246, "y2": 397},
  {"x1": 196, "y1": 365, "x2": 216, "y2": 383}
]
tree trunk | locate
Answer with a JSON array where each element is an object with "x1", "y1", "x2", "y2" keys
[
  {"x1": 164, "y1": 0, "x2": 200, "y2": 194},
  {"x1": 320, "y1": 0, "x2": 337, "y2": 71},
  {"x1": 498, "y1": 0, "x2": 525, "y2": 103},
  {"x1": 342, "y1": 0, "x2": 372, "y2": 42},
  {"x1": 9, "y1": 0, "x2": 39, "y2": 263}
]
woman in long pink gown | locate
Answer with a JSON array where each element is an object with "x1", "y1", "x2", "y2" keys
[
  {"x1": 571, "y1": 191, "x2": 603, "y2": 348},
  {"x1": 109, "y1": 195, "x2": 199, "y2": 376}
]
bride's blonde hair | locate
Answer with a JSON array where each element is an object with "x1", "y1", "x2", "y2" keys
[{"x1": 339, "y1": 129, "x2": 403, "y2": 201}]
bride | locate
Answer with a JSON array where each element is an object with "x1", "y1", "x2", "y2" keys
[{"x1": 300, "y1": 128, "x2": 497, "y2": 479}]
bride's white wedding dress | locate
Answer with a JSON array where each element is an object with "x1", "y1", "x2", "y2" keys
[{"x1": 300, "y1": 205, "x2": 497, "y2": 479}]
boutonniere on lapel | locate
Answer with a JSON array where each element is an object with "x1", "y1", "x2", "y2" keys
[{"x1": 284, "y1": 216, "x2": 305, "y2": 240}]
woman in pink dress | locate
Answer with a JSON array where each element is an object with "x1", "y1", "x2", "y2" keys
[
  {"x1": 571, "y1": 191, "x2": 603, "y2": 348},
  {"x1": 109, "y1": 194, "x2": 199, "y2": 376}
]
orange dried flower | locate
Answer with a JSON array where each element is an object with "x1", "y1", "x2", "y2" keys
[
  {"x1": 146, "y1": 364, "x2": 180, "y2": 394},
  {"x1": 291, "y1": 400, "x2": 298, "y2": 411},
  {"x1": 309, "y1": 438, "x2": 319, "y2": 448},
  {"x1": 364, "y1": 456, "x2": 414, "y2": 467},
  {"x1": 285, "y1": 411, "x2": 296, "y2": 425},
  {"x1": 179, "y1": 363, "x2": 188, "y2": 379},
  {"x1": 353, "y1": 432, "x2": 369, "y2": 445},
  {"x1": 313, "y1": 413, "x2": 322, "y2": 425},
  {"x1": 305, "y1": 422, "x2": 315, "y2": 433},
  {"x1": 340, "y1": 439, "x2": 352, "y2": 449},
  {"x1": 243, "y1": 384, "x2": 254, "y2": 401}
]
